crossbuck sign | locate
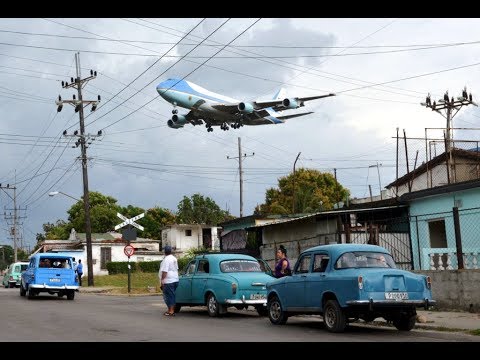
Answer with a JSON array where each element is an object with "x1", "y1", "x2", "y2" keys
[{"x1": 114, "y1": 212, "x2": 145, "y2": 231}]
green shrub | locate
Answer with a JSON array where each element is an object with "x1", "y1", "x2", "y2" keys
[
  {"x1": 137, "y1": 261, "x2": 160, "y2": 273},
  {"x1": 107, "y1": 261, "x2": 134, "y2": 274}
]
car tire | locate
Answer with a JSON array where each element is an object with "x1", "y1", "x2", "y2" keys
[
  {"x1": 207, "y1": 293, "x2": 221, "y2": 317},
  {"x1": 323, "y1": 299, "x2": 347, "y2": 333},
  {"x1": 393, "y1": 313, "x2": 416, "y2": 331},
  {"x1": 174, "y1": 304, "x2": 182, "y2": 313},
  {"x1": 19, "y1": 282, "x2": 26, "y2": 297},
  {"x1": 256, "y1": 305, "x2": 268, "y2": 317},
  {"x1": 66, "y1": 290, "x2": 75, "y2": 300},
  {"x1": 27, "y1": 287, "x2": 36, "y2": 299},
  {"x1": 268, "y1": 295, "x2": 288, "y2": 325}
]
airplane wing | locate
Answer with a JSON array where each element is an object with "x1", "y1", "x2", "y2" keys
[
  {"x1": 211, "y1": 93, "x2": 335, "y2": 114},
  {"x1": 276, "y1": 112, "x2": 314, "y2": 120}
]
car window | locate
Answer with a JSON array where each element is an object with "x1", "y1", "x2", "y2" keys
[
  {"x1": 184, "y1": 261, "x2": 196, "y2": 275},
  {"x1": 295, "y1": 254, "x2": 312, "y2": 274},
  {"x1": 220, "y1": 260, "x2": 262, "y2": 273},
  {"x1": 20, "y1": 264, "x2": 28, "y2": 271},
  {"x1": 313, "y1": 254, "x2": 329, "y2": 273},
  {"x1": 197, "y1": 260, "x2": 210, "y2": 273},
  {"x1": 335, "y1": 252, "x2": 396, "y2": 269}
]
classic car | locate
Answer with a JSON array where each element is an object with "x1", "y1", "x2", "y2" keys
[
  {"x1": 266, "y1": 244, "x2": 436, "y2": 333},
  {"x1": 20, "y1": 253, "x2": 79, "y2": 300},
  {"x1": 2, "y1": 261, "x2": 29, "y2": 288},
  {"x1": 174, "y1": 253, "x2": 275, "y2": 317}
]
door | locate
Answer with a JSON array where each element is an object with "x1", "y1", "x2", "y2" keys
[
  {"x1": 191, "y1": 259, "x2": 210, "y2": 304},
  {"x1": 176, "y1": 260, "x2": 196, "y2": 303},
  {"x1": 305, "y1": 252, "x2": 330, "y2": 310},
  {"x1": 283, "y1": 254, "x2": 311, "y2": 309}
]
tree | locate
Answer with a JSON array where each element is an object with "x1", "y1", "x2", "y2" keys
[
  {"x1": 255, "y1": 168, "x2": 350, "y2": 215},
  {"x1": 176, "y1": 193, "x2": 235, "y2": 225}
]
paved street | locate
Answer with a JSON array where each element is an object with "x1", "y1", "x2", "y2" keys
[{"x1": 1, "y1": 287, "x2": 478, "y2": 342}]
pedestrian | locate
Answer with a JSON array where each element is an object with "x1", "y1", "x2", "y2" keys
[
  {"x1": 159, "y1": 245, "x2": 179, "y2": 316},
  {"x1": 274, "y1": 245, "x2": 291, "y2": 278},
  {"x1": 76, "y1": 259, "x2": 84, "y2": 286}
]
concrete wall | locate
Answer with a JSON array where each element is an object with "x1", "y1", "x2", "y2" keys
[{"x1": 415, "y1": 269, "x2": 480, "y2": 312}]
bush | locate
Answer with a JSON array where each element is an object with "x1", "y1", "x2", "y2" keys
[
  {"x1": 107, "y1": 261, "x2": 133, "y2": 274},
  {"x1": 137, "y1": 261, "x2": 160, "y2": 273}
]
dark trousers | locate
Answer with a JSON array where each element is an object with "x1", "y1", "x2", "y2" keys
[{"x1": 77, "y1": 273, "x2": 83, "y2": 286}]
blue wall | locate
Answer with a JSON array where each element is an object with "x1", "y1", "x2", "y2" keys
[{"x1": 408, "y1": 187, "x2": 480, "y2": 269}]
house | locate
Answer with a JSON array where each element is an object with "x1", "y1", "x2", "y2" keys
[
  {"x1": 161, "y1": 224, "x2": 221, "y2": 253},
  {"x1": 34, "y1": 229, "x2": 163, "y2": 276}
]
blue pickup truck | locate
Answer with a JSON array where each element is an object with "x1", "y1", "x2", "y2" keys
[{"x1": 20, "y1": 253, "x2": 79, "y2": 300}]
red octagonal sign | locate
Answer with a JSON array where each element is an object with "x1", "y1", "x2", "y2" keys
[{"x1": 124, "y1": 245, "x2": 135, "y2": 257}]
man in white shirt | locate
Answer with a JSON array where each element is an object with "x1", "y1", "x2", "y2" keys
[{"x1": 159, "y1": 245, "x2": 179, "y2": 316}]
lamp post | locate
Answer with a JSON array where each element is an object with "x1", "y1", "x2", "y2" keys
[
  {"x1": 48, "y1": 190, "x2": 93, "y2": 286},
  {"x1": 368, "y1": 163, "x2": 383, "y2": 200}
]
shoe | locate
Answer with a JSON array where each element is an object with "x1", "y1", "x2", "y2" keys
[{"x1": 163, "y1": 312, "x2": 175, "y2": 316}]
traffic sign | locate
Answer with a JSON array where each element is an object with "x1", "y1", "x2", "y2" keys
[
  {"x1": 124, "y1": 244, "x2": 135, "y2": 257},
  {"x1": 115, "y1": 212, "x2": 145, "y2": 231}
]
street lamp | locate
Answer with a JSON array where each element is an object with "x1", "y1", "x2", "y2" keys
[
  {"x1": 48, "y1": 190, "x2": 94, "y2": 286},
  {"x1": 368, "y1": 163, "x2": 383, "y2": 200}
]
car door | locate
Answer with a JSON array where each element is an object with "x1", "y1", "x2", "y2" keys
[
  {"x1": 283, "y1": 253, "x2": 312, "y2": 309},
  {"x1": 191, "y1": 259, "x2": 210, "y2": 304},
  {"x1": 305, "y1": 252, "x2": 330, "y2": 310},
  {"x1": 176, "y1": 260, "x2": 196, "y2": 303}
]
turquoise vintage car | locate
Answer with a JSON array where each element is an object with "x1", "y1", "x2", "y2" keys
[
  {"x1": 266, "y1": 244, "x2": 436, "y2": 333},
  {"x1": 2, "y1": 261, "x2": 29, "y2": 288},
  {"x1": 175, "y1": 253, "x2": 275, "y2": 317},
  {"x1": 20, "y1": 253, "x2": 79, "y2": 300}
]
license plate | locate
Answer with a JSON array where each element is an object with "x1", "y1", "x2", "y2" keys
[
  {"x1": 385, "y1": 292, "x2": 408, "y2": 300},
  {"x1": 49, "y1": 278, "x2": 61, "y2": 282},
  {"x1": 250, "y1": 294, "x2": 266, "y2": 300}
]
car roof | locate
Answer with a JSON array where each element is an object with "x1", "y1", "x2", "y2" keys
[
  {"x1": 32, "y1": 253, "x2": 73, "y2": 260},
  {"x1": 302, "y1": 244, "x2": 390, "y2": 257}
]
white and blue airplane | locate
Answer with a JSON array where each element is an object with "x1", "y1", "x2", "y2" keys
[{"x1": 156, "y1": 78, "x2": 335, "y2": 132}]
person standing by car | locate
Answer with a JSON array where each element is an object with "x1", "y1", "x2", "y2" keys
[
  {"x1": 76, "y1": 259, "x2": 83, "y2": 286},
  {"x1": 159, "y1": 245, "x2": 179, "y2": 316},
  {"x1": 274, "y1": 245, "x2": 291, "y2": 278}
]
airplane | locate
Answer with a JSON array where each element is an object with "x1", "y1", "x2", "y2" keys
[{"x1": 156, "y1": 78, "x2": 335, "y2": 132}]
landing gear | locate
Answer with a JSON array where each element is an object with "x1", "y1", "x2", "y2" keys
[
  {"x1": 220, "y1": 122, "x2": 230, "y2": 131},
  {"x1": 172, "y1": 109, "x2": 178, "y2": 114},
  {"x1": 205, "y1": 123, "x2": 213, "y2": 132}
]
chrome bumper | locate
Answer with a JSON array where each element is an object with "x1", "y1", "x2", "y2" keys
[
  {"x1": 30, "y1": 284, "x2": 79, "y2": 290},
  {"x1": 225, "y1": 294, "x2": 267, "y2": 305},
  {"x1": 346, "y1": 299, "x2": 436, "y2": 307}
]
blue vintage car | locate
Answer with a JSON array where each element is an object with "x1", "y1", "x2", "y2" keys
[
  {"x1": 175, "y1": 253, "x2": 275, "y2": 317},
  {"x1": 266, "y1": 244, "x2": 436, "y2": 333},
  {"x1": 20, "y1": 253, "x2": 79, "y2": 300}
]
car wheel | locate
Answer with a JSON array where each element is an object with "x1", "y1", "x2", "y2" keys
[
  {"x1": 323, "y1": 299, "x2": 347, "y2": 333},
  {"x1": 268, "y1": 295, "x2": 288, "y2": 325},
  {"x1": 174, "y1": 304, "x2": 182, "y2": 313},
  {"x1": 393, "y1": 313, "x2": 416, "y2": 331},
  {"x1": 66, "y1": 290, "x2": 75, "y2": 300},
  {"x1": 27, "y1": 287, "x2": 36, "y2": 299},
  {"x1": 19, "y1": 282, "x2": 26, "y2": 297},
  {"x1": 256, "y1": 305, "x2": 268, "y2": 317},
  {"x1": 207, "y1": 293, "x2": 220, "y2": 317}
]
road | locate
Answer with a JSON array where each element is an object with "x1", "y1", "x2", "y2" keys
[{"x1": 0, "y1": 286, "x2": 478, "y2": 342}]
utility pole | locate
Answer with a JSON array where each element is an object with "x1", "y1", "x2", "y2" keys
[
  {"x1": 292, "y1": 152, "x2": 301, "y2": 213},
  {"x1": 227, "y1": 137, "x2": 254, "y2": 217},
  {"x1": 1, "y1": 178, "x2": 26, "y2": 262},
  {"x1": 55, "y1": 52, "x2": 101, "y2": 287},
  {"x1": 421, "y1": 88, "x2": 477, "y2": 183}
]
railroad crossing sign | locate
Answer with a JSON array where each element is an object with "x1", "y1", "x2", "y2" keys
[
  {"x1": 114, "y1": 212, "x2": 145, "y2": 231},
  {"x1": 124, "y1": 244, "x2": 135, "y2": 257}
]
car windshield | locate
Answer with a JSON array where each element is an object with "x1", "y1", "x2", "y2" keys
[
  {"x1": 335, "y1": 251, "x2": 396, "y2": 269},
  {"x1": 220, "y1": 260, "x2": 262, "y2": 273}
]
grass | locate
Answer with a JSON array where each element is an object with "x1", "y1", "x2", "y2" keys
[
  {"x1": 469, "y1": 329, "x2": 480, "y2": 336},
  {"x1": 92, "y1": 272, "x2": 161, "y2": 294}
]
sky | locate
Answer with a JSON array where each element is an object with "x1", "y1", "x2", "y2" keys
[{"x1": 1, "y1": 17, "x2": 480, "y2": 250}]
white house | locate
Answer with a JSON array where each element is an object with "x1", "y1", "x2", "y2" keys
[
  {"x1": 161, "y1": 224, "x2": 220, "y2": 253},
  {"x1": 34, "y1": 229, "x2": 164, "y2": 276}
]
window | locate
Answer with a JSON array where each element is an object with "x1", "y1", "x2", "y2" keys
[
  {"x1": 185, "y1": 229, "x2": 192, "y2": 236},
  {"x1": 184, "y1": 261, "x2": 196, "y2": 275},
  {"x1": 198, "y1": 260, "x2": 210, "y2": 273},
  {"x1": 313, "y1": 254, "x2": 329, "y2": 272},
  {"x1": 295, "y1": 254, "x2": 311, "y2": 273},
  {"x1": 100, "y1": 247, "x2": 112, "y2": 270},
  {"x1": 428, "y1": 219, "x2": 447, "y2": 248}
]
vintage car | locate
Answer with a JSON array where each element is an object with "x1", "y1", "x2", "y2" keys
[
  {"x1": 174, "y1": 253, "x2": 275, "y2": 317},
  {"x1": 2, "y1": 261, "x2": 29, "y2": 288},
  {"x1": 266, "y1": 244, "x2": 436, "y2": 333},
  {"x1": 20, "y1": 253, "x2": 79, "y2": 300}
]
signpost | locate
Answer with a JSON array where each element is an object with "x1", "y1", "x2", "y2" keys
[{"x1": 115, "y1": 212, "x2": 144, "y2": 293}]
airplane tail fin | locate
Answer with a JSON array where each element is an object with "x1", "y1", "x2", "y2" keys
[{"x1": 273, "y1": 88, "x2": 286, "y2": 100}]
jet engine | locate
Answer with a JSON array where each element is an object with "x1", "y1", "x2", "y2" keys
[
  {"x1": 282, "y1": 98, "x2": 298, "y2": 109},
  {"x1": 238, "y1": 102, "x2": 254, "y2": 113},
  {"x1": 167, "y1": 119, "x2": 183, "y2": 129},
  {"x1": 172, "y1": 114, "x2": 188, "y2": 125}
]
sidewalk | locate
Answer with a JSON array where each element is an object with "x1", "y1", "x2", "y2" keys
[{"x1": 372, "y1": 310, "x2": 480, "y2": 332}]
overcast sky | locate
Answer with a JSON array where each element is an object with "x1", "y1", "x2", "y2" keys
[{"x1": 1, "y1": 18, "x2": 479, "y2": 250}]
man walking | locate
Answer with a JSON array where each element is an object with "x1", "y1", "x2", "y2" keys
[
  {"x1": 76, "y1": 259, "x2": 84, "y2": 286},
  {"x1": 159, "y1": 245, "x2": 179, "y2": 316}
]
